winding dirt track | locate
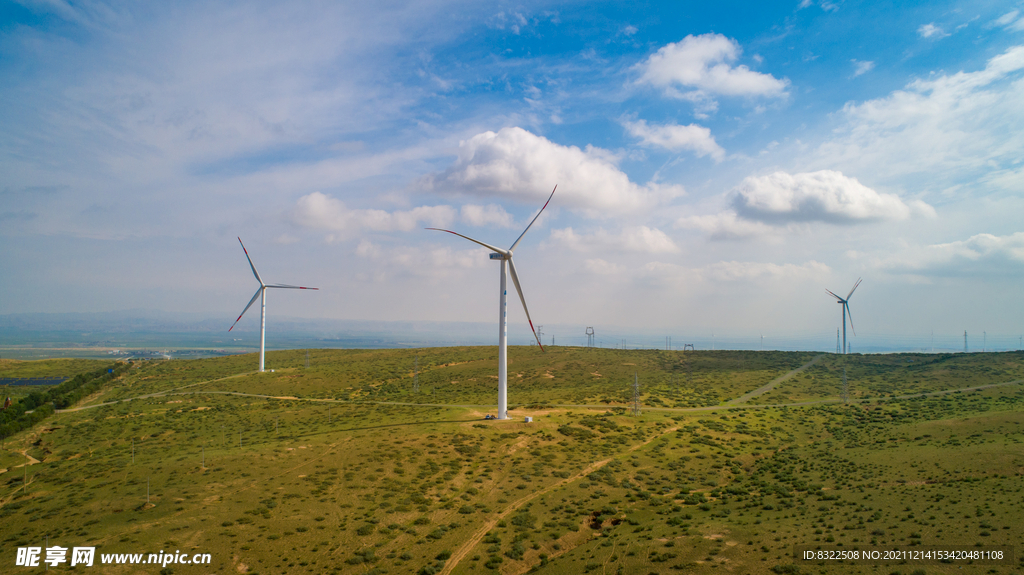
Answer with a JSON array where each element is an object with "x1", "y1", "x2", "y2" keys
[
  {"x1": 438, "y1": 426, "x2": 679, "y2": 575},
  {"x1": 726, "y1": 354, "x2": 823, "y2": 405}
]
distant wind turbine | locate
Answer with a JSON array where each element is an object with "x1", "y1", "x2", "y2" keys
[
  {"x1": 826, "y1": 278, "x2": 861, "y2": 355},
  {"x1": 428, "y1": 185, "x2": 555, "y2": 420},
  {"x1": 229, "y1": 237, "x2": 318, "y2": 372}
]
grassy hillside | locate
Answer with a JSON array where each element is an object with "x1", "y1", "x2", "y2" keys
[{"x1": 1, "y1": 348, "x2": 1022, "y2": 575}]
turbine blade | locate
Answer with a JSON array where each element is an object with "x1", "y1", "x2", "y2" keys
[
  {"x1": 229, "y1": 287, "x2": 263, "y2": 332},
  {"x1": 509, "y1": 184, "x2": 556, "y2": 252},
  {"x1": 846, "y1": 277, "x2": 862, "y2": 300},
  {"x1": 507, "y1": 258, "x2": 545, "y2": 351},
  {"x1": 265, "y1": 284, "x2": 319, "y2": 290},
  {"x1": 426, "y1": 228, "x2": 507, "y2": 255},
  {"x1": 846, "y1": 303, "x2": 856, "y2": 336},
  {"x1": 825, "y1": 289, "x2": 844, "y2": 302},
  {"x1": 238, "y1": 237, "x2": 264, "y2": 285}
]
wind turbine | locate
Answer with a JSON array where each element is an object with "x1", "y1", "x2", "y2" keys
[
  {"x1": 229, "y1": 237, "x2": 318, "y2": 372},
  {"x1": 428, "y1": 185, "x2": 555, "y2": 420},
  {"x1": 826, "y1": 278, "x2": 861, "y2": 355}
]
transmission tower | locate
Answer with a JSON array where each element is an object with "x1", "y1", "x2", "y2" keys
[
  {"x1": 836, "y1": 329, "x2": 840, "y2": 354},
  {"x1": 536, "y1": 325, "x2": 544, "y2": 347},
  {"x1": 586, "y1": 327, "x2": 595, "y2": 348},
  {"x1": 841, "y1": 367, "x2": 849, "y2": 404},
  {"x1": 305, "y1": 349, "x2": 310, "y2": 369},
  {"x1": 683, "y1": 343, "x2": 694, "y2": 351},
  {"x1": 631, "y1": 372, "x2": 641, "y2": 417},
  {"x1": 413, "y1": 355, "x2": 420, "y2": 393},
  {"x1": 964, "y1": 330, "x2": 968, "y2": 353}
]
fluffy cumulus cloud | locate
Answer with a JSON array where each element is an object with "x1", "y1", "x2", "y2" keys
[
  {"x1": 622, "y1": 119, "x2": 725, "y2": 161},
  {"x1": 549, "y1": 226, "x2": 679, "y2": 254},
  {"x1": 291, "y1": 192, "x2": 456, "y2": 239},
  {"x1": 635, "y1": 33, "x2": 788, "y2": 104},
  {"x1": 731, "y1": 170, "x2": 934, "y2": 225},
  {"x1": 420, "y1": 127, "x2": 683, "y2": 214},
  {"x1": 353, "y1": 239, "x2": 486, "y2": 282},
  {"x1": 460, "y1": 204, "x2": 515, "y2": 228},
  {"x1": 818, "y1": 45, "x2": 1024, "y2": 188},
  {"x1": 879, "y1": 232, "x2": 1024, "y2": 277},
  {"x1": 675, "y1": 211, "x2": 777, "y2": 240}
]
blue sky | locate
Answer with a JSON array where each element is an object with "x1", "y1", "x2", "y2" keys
[{"x1": 2, "y1": 0, "x2": 1023, "y2": 346}]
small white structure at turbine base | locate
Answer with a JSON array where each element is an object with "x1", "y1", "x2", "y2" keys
[
  {"x1": 429, "y1": 185, "x2": 555, "y2": 420},
  {"x1": 229, "y1": 237, "x2": 318, "y2": 372}
]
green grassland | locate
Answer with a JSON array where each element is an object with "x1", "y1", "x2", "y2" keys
[{"x1": 0, "y1": 348, "x2": 1022, "y2": 575}]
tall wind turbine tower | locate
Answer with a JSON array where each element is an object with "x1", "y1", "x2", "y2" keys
[
  {"x1": 229, "y1": 238, "x2": 318, "y2": 372},
  {"x1": 826, "y1": 278, "x2": 861, "y2": 355},
  {"x1": 428, "y1": 186, "x2": 555, "y2": 420}
]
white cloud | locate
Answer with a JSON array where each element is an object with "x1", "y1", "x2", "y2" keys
[
  {"x1": 675, "y1": 211, "x2": 778, "y2": 240},
  {"x1": 798, "y1": 0, "x2": 840, "y2": 12},
  {"x1": 697, "y1": 260, "x2": 831, "y2": 282},
  {"x1": 622, "y1": 119, "x2": 725, "y2": 161},
  {"x1": 420, "y1": 127, "x2": 684, "y2": 214},
  {"x1": 460, "y1": 204, "x2": 515, "y2": 228},
  {"x1": 584, "y1": 258, "x2": 624, "y2": 275},
  {"x1": 991, "y1": 10, "x2": 1024, "y2": 31},
  {"x1": 635, "y1": 33, "x2": 789, "y2": 104},
  {"x1": 637, "y1": 259, "x2": 830, "y2": 284},
  {"x1": 917, "y1": 23, "x2": 948, "y2": 38},
  {"x1": 290, "y1": 192, "x2": 456, "y2": 239},
  {"x1": 817, "y1": 45, "x2": 1024, "y2": 187},
  {"x1": 878, "y1": 232, "x2": 1024, "y2": 277},
  {"x1": 731, "y1": 170, "x2": 933, "y2": 224},
  {"x1": 851, "y1": 59, "x2": 875, "y2": 77},
  {"x1": 549, "y1": 226, "x2": 679, "y2": 254}
]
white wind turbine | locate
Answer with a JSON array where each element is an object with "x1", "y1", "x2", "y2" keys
[
  {"x1": 229, "y1": 237, "x2": 318, "y2": 372},
  {"x1": 428, "y1": 185, "x2": 555, "y2": 420},
  {"x1": 826, "y1": 278, "x2": 861, "y2": 355}
]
